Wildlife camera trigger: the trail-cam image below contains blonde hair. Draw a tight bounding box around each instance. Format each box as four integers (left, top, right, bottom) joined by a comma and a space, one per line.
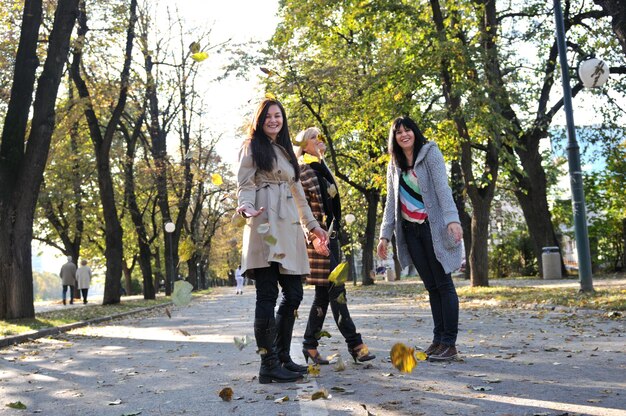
294, 127, 322, 158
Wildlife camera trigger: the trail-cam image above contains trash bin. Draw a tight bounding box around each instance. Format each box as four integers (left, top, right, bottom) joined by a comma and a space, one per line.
542, 246, 562, 280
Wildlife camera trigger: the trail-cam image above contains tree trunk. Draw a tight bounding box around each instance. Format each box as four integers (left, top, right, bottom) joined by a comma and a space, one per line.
187, 255, 199, 290
360, 190, 379, 285
0, 0, 79, 319
122, 260, 132, 296
70, 0, 137, 304
451, 160, 471, 279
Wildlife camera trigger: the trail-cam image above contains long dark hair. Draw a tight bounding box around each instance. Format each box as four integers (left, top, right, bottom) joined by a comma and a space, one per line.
388, 116, 427, 171
247, 98, 300, 180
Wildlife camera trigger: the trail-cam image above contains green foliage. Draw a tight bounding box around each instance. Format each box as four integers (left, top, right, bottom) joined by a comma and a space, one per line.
32, 271, 61, 301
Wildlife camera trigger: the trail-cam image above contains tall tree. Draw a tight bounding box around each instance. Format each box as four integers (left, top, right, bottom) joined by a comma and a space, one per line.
0, 0, 79, 319
70, 0, 138, 304
594, 0, 626, 55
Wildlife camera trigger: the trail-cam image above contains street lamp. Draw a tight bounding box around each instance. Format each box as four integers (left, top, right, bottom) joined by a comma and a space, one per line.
164, 221, 175, 295
578, 58, 610, 89
552, 0, 595, 292
344, 214, 357, 286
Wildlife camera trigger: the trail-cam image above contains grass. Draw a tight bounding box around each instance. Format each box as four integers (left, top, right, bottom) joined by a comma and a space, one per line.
353, 274, 626, 312
0, 291, 215, 338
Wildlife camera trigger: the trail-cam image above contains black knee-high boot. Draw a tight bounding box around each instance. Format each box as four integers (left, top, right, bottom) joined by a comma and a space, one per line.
254, 318, 302, 383
274, 313, 308, 374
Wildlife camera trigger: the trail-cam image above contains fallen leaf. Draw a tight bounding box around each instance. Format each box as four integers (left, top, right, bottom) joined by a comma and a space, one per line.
274, 396, 289, 403
390, 343, 418, 373
334, 356, 346, 372
165, 308, 172, 318
6, 402, 27, 410
234, 335, 250, 351
308, 364, 321, 376
178, 329, 190, 337
219, 387, 234, 401
311, 388, 330, 400
108, 399, 123, 405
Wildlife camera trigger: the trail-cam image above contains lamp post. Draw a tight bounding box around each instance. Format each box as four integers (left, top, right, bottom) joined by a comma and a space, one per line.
344, 214, 357, 286
552, 0, 596, 292
164, 221, 175, 295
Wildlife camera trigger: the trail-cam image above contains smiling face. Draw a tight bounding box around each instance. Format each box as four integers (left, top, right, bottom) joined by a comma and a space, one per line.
394, 123, 415, 155
262, 104, 283, 141
303, 133, 326, 157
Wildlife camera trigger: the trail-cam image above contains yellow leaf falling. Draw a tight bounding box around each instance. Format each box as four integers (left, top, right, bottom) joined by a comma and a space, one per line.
415, 351, 428, 361
335, 292, 346, 304
263, 234, 277, 245
231, 212, 246, 227
315, 330, 331, 339
257, 223, 270, 234
265, 92, 276, 100
308, 364, 321, 376
390, 342, 425, 374
218, 387, 233, 402
211, 173, 223, 186
328, 262, 349, 285
191, 51, 209, 62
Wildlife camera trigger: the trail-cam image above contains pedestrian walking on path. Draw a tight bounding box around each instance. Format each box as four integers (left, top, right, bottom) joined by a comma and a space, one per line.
236, 97, 328, 383
295, 127, 375, 365
59, 256, 77, 305
76, 259, 92, 304
377, 115, 464, 361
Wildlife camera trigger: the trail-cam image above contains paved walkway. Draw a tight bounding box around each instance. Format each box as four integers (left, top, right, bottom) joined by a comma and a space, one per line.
1, 281, 625, 416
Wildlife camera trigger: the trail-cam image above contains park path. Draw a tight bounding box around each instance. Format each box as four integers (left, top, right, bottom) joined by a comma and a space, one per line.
1, 281, 625, 416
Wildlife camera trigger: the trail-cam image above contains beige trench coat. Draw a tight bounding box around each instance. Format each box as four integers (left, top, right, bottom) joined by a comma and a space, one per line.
237, 141, 319, 277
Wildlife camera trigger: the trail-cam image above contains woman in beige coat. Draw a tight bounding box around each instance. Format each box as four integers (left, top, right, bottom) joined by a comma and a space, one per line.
237, 98, 328, 384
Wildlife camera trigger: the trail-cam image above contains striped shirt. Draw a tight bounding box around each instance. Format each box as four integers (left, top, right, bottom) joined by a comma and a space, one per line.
399, 170, 428, 223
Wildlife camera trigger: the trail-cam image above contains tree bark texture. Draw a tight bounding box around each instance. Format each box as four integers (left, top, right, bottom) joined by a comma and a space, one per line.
0, 0, 79, 319
70, 0, 138, 304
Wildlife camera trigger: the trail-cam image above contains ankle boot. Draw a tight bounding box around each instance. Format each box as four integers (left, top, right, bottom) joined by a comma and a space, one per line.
274, 313, 308, 374
254, 318, 302, 384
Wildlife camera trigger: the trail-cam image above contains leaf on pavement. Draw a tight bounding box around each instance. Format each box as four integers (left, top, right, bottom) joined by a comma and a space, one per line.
307, 364, 320, 376
108, 399, 122, 405
6, 402, 27, 410
315, 330, 331, 339
274, 396, 289, 403
311, 388, 330, 400
219, 387, 234, 401
178, 329, 190, 337
165, 307, 171, 318
334, 356, 346, 372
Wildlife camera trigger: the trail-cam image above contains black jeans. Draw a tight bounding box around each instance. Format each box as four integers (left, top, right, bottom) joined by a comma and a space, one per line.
80, 289, 89, 302
303, 237, 362, 350
254, 262, 303, 320
403, 220, 459, 346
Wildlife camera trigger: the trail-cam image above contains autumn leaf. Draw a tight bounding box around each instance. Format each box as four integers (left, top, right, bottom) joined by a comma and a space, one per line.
172, 280, 193, 307
327, 184, 337, 198
165, 307, 172, 318
231, 212, 246, 227
263, 235, 277, 245
265, 92, 276, 100
311, 388, 330, 400
178, 329, 191, 337
334, 356, 346, 372
218, 387, 234, 401
189, 41, 201, 53
191, 51, 209, 62
328, 262, 349, 285
233, 335, 250, 351
211, 173, 223, 185
315, 330, 331, 339
274, 396, 289, 403
335, 292, 346, 304
390, 343, 418, 373
257, 223, 270, 234
308, 364, 321, 376
6, 402, 27, 410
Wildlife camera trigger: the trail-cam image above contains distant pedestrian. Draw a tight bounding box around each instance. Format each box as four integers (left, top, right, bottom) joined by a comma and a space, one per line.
76, 259, 92, 304
59, 256, 77, 305
377, 116, 463, 362
235, 265, 244, 295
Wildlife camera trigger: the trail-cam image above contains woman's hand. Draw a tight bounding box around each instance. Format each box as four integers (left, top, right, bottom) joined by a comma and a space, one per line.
311, 227, 329, 256
448, 222, 463, 243
377, 238, 389, 259
236, 205, 265, 218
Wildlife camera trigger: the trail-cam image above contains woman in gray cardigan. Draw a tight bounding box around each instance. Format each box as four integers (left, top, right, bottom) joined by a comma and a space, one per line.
377, 116, 463, 361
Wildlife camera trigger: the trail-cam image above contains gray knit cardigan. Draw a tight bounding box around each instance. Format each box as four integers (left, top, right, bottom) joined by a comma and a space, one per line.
379, 141, 463, 274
